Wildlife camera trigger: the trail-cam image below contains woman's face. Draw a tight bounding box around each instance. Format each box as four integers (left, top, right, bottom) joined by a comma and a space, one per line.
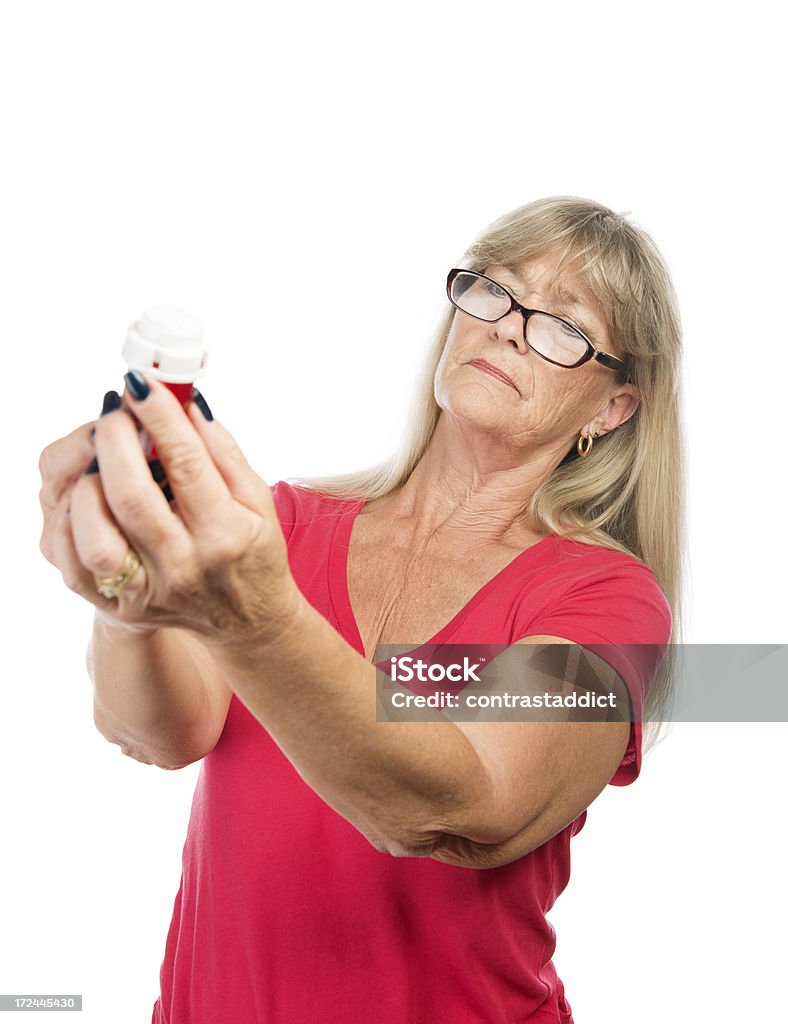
434, 256, 640, 459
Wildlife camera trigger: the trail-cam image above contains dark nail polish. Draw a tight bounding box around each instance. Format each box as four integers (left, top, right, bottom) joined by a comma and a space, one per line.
85, 456, 99, 476
101, 390, 121, 415
162, 483, 175, 503
192, 388, 213, 422
149, 459, 167, 484
124, 371, 150, 402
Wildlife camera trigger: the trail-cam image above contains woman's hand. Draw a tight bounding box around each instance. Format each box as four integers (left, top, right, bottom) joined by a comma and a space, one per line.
39, 375, 301, 649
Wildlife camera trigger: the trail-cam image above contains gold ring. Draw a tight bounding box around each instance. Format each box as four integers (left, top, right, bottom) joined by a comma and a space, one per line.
94, 547, 142, 599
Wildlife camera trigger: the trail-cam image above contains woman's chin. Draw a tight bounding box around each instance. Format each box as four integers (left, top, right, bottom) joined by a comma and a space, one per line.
442, 404, 522, 441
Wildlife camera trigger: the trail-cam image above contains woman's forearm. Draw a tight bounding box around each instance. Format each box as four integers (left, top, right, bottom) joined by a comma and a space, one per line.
89, 614, 230, 770
207, 598, 494, 855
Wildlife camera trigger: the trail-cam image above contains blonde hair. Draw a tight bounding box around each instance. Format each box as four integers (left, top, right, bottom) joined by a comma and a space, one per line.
293, 197, 685, 748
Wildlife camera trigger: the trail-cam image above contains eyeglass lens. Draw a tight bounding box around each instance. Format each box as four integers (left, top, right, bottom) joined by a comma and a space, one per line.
450, 271, 588, 367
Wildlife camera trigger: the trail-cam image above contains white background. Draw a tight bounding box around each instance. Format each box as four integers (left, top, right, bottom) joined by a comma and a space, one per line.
2, 1, 786, 1021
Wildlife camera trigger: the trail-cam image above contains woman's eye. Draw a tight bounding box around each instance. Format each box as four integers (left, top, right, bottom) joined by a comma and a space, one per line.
560, 320, 583, 338
485, 282, 507, 299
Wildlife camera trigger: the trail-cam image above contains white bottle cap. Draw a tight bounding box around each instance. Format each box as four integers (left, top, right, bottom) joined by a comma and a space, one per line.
122, 306, 208, 383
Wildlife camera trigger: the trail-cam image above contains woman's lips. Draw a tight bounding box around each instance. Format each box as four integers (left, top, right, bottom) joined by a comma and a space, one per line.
467, 359, 520, 395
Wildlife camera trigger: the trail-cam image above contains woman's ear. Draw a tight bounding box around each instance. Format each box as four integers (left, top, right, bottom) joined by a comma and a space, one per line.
584, 384, 641, 437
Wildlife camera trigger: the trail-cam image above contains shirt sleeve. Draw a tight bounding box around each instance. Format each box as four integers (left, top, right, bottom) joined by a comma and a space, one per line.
270, 480, 299, 543
521, 553, 672, 786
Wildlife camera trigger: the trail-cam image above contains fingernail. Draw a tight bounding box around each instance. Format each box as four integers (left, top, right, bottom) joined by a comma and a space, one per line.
101, 390, 121, 415
192, 388, 213, 422
85, 456, 99, 476
124, 371, 150, 402
162, 483, 175, 503
149, 459, 167, 483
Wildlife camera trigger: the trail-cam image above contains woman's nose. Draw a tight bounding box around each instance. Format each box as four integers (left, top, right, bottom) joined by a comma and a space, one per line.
489, 311, 529, 354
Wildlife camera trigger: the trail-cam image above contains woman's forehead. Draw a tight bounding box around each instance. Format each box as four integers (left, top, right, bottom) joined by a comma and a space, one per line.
486, 259, 597, 309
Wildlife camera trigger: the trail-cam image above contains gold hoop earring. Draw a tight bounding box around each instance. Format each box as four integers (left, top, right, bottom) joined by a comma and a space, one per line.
577, 432, 599, 458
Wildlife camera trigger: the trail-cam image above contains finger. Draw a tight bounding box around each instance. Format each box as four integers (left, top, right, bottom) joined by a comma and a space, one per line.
39, 421, 96, 513
121, 373, 236, 536
93, 398, 190, 557
186, 394, 275, 516
40, 476, 72, 567
69, 473, 149, 600
47, 489, 114, 608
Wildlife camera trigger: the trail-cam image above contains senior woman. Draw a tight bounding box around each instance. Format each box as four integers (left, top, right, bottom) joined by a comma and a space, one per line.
39, 196, 683, 1024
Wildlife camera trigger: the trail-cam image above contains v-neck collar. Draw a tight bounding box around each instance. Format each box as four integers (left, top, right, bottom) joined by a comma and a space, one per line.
328, 496, 557, 660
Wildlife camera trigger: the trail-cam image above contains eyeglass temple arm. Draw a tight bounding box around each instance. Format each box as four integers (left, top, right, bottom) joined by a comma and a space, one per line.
595, 351, 629, 373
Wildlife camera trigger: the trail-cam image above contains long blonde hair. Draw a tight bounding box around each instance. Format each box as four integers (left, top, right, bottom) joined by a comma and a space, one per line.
293, 197, 685, 747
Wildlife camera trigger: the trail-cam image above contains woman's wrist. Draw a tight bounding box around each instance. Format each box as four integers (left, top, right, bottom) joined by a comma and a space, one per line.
93, 608, 162, 643
204, 577, 311, 671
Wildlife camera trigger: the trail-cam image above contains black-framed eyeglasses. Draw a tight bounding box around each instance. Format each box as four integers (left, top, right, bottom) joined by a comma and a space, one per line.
446, 269, 629, 375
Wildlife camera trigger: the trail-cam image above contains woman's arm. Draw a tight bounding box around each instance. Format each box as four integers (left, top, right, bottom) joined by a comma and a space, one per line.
89, 615, 232, 770
205, 610, 630, 867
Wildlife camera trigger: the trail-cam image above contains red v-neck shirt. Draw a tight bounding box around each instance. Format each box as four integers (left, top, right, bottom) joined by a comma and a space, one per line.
152, 482, 671, 1024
